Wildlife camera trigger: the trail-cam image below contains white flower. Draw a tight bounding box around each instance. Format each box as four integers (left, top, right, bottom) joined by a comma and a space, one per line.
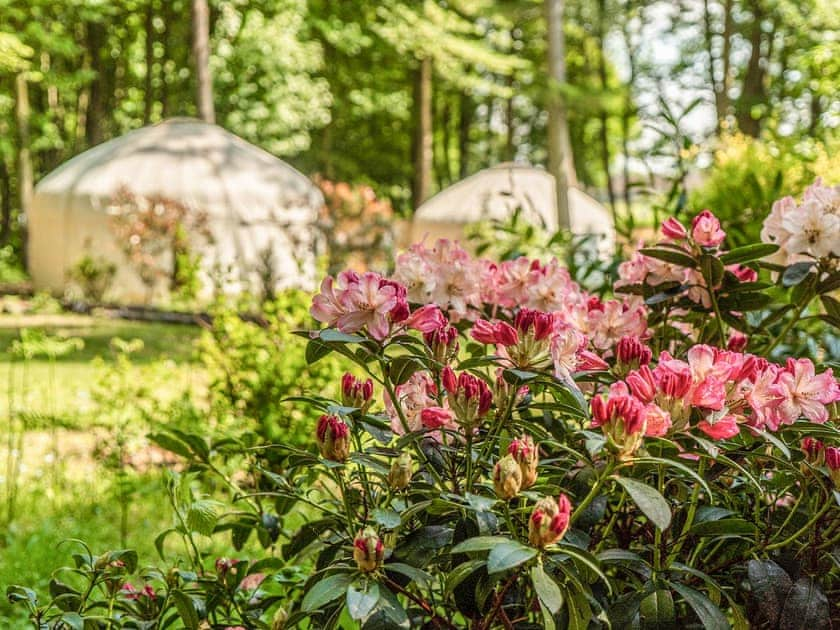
782, 200, 840, 258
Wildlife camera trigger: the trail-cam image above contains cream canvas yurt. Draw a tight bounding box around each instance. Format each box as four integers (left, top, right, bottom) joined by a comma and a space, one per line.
28, 118, 324, 303
410, 163, 614, 251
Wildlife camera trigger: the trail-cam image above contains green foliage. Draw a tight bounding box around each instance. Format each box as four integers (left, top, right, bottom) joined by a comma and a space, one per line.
67, 255, 116, 303
689, 133, 840, 247
199, 290, 348, 445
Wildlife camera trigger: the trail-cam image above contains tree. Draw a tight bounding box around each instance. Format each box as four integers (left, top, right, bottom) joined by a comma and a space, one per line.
191, 0, 214, 123
545, 0, 575, 229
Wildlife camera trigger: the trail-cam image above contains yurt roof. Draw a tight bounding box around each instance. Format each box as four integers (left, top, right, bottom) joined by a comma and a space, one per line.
413, 163, 612, 236
34, 118, 323, 224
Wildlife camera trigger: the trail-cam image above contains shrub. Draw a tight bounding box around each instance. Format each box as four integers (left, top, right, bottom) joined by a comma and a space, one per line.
68, 254, 117, 303
9, 187, 840, 628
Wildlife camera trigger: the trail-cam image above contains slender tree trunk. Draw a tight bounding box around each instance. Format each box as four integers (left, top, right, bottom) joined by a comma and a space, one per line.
192, 0, 215, 123
143, 0, 155, 124
545, 0, 575, 229
441, 96, 453, 185
85, 20, 105, 146
0, 160, 12, 246
15, 73, 33, 268
411, 57, 433, 209
160, 0, 170, 117
597, 0, 616, 220
458, 91, 472, 179
735, 0, 767, 137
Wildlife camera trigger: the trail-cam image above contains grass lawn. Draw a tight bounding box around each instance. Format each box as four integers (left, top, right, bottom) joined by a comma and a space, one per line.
0, 313, 210, 627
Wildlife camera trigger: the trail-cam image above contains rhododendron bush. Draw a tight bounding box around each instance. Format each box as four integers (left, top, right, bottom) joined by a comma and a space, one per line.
10, 186, 840, 628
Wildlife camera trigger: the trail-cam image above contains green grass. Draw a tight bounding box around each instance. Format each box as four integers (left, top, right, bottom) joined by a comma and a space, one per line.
0, 314, 211, 627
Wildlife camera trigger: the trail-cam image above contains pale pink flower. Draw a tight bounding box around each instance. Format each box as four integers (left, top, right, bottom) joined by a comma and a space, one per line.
551, 326, 584, 379
385, 371, 438, 434
643, 403, 672, 437
337, 272, 398, 340
691, 210, 726, 247
782, 199, 840, 259
745, 364, 783, 430
773, 359, 838, 425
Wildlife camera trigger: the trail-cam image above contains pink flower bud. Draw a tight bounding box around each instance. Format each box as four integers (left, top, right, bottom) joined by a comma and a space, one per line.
508, 435, 539, 488
661, 217, 688, 240
341, 373, 374, 411
514, 309, 554, 341
493, 454, 523, 500
316, 414, 351, 462
727, 332, 748, 352
420, 406, 454, 430
615, 337, 652, 370
528, 494, 572, 548
353, 527, 384, 573
405, 304, 447, 333
727, 264, 757, 283
626, 366, 657, 403
441, 366, 457, 394
471, 319, 519, 346
801, 437, 824, 464
691, 210, 726, 247
825, 447, 840, 488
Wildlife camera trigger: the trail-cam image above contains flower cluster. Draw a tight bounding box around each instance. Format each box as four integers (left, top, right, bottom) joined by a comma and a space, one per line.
762, 179, 840, 265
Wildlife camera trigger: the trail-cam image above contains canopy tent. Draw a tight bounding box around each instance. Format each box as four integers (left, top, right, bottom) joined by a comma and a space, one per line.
28, 118, 323, 303
410, 163, 614, 250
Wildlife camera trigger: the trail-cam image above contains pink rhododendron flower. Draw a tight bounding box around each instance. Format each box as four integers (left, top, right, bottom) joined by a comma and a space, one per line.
691, 210, 726, 247
405, 304, 447, 333
697, 413, 740, 440
471, 319, 519, 346
661, 217, 688, 240
773, 358, 838, 425
643, 404, 672, 437
420, 406, 456, 430
384, 371, 439, 434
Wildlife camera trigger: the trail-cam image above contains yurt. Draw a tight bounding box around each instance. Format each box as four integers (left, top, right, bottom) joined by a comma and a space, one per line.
410, 163, 614, 251
28, 118, 324, 303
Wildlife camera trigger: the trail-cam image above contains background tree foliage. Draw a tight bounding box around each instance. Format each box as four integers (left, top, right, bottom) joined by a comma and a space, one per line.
0, 0, 836, 255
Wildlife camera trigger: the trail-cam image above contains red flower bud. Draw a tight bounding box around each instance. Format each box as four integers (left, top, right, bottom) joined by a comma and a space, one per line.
615, 337, 652, 370
316, 414, 351, 462
661, 217, 687, 240
353, 528, 384, 573
529, 494, 572, 548
341, 373, 374, 411
626, 366, 657, 403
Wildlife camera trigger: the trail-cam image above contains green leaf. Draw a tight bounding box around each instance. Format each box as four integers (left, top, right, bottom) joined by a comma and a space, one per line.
385, 563, 433, 589
371, 508, 401, 529
347, 582, 380, 621
746, 559, 792, 628
148, 432, 192, 459
450, 536, 512, 553
302, 572, 353, 612
719, 243, 778, 265
365, 585, 410, 629
445, 560, 486, 596
639, 247, 697, 268
615, 477, 671, 530
154, 528, 177, 560
6, 585, 37, 607
700, 254, 725, 288
58, 613, 84, 630
670, 582, 730, 630
531, 564, 564, 614
170, 590, 199, 630
305, 338, 332, 364
639, 589, 675, 629
186, 500, 218, 536
320, 329, 365, 344
717, 292, 773, 311
782, 262, 815, 287
486, 541, 537, 574
503, 368, 540, 384
687, 519, 757, 537
388, 355, 424, 386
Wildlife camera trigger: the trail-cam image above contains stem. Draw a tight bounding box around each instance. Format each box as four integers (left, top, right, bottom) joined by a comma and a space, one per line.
763, 494, 833, 552
707, 287, 727, 347
665, 458, 706, 565
570, 461, 615, 525
764, 301, 808, 355
383, 577, 457, 629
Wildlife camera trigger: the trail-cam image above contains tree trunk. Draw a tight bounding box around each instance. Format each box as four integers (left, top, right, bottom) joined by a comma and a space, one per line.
411, 57, 433, 209
15, 73, 33, 265
544, 0, 575, 229
192, 0, 215, 124
735, 0, 767, 137
458, 91, 472, 179
85, 20, 105, 146
144, 0, 155, 124
0, 159, 12, 246
597, 0, 616, 220
160, 0, 170, 118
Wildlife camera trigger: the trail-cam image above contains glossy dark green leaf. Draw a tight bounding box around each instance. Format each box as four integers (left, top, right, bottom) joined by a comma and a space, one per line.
687, 518, 757, 537
347, 583, 380, 621
531, 564, 564, 614
615, 477, 671, 530
670, 582, 730, 630
170, 590, 200, 630
719, 243, 778, 264
320, 329, 365, 344
639, 589, 675, 629
639, 247, 697, 268
388, 355, 424, 386
371, 508, 401, 529
450, 535, 511, 554
486, 541, 537, 574
302, 572, 353, 612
